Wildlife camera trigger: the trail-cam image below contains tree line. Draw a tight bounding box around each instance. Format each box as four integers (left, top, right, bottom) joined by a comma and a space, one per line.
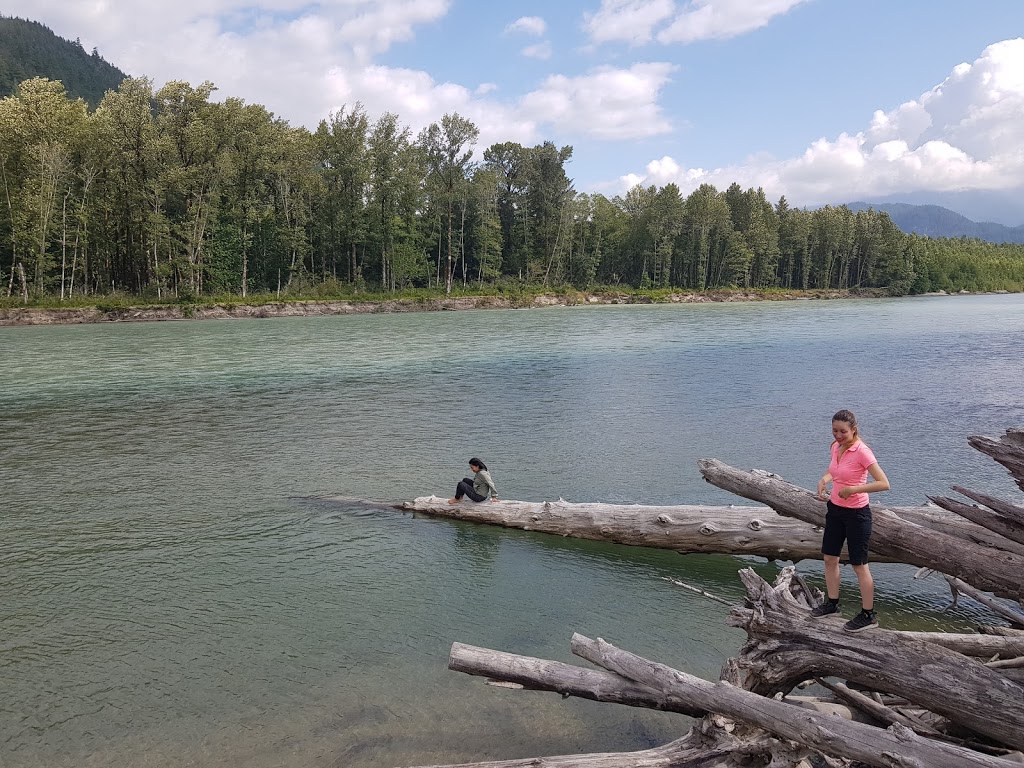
2, 76, 1023, 303
0, 18, 125, 107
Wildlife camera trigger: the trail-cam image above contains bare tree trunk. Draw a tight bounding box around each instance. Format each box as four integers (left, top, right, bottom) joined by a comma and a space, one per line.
60, 185, 70, 300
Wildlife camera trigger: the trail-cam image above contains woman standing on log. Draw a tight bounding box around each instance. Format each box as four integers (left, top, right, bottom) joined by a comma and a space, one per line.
448, 458, 499, 504
812, 410, 890, 632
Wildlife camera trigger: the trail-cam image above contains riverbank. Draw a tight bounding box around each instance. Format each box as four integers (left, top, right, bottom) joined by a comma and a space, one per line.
0, 286, 973, 326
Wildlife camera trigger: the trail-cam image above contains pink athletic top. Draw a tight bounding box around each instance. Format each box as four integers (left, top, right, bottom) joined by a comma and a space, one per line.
828, 440, 878, 508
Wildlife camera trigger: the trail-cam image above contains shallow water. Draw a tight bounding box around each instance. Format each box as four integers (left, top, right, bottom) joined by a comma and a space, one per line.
1, 294, 1023, 767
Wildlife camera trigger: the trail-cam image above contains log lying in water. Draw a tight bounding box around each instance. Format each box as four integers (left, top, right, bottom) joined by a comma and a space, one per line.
394, 495, 1024, 563
428, 567, 1024, 768
697, 460, 1024, 602
400, 428, 1024, 768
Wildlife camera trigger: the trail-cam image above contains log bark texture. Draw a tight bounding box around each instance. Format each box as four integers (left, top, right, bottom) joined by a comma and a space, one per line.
390, 495, 1024, 562
697, 460, 1024, 601
570, 633, 1016, 768
729, 568, 1024, 750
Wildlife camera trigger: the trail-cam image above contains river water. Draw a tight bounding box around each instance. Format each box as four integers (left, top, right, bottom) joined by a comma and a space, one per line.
1, 295, 1023, 767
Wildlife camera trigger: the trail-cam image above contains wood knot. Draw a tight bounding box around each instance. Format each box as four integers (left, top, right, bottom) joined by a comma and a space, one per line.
699, 523, 719, 535
656, 514, 673, 525
748, 519, 764, 531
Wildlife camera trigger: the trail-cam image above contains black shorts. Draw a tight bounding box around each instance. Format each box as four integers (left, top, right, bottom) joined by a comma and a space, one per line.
822, 501, 872, 565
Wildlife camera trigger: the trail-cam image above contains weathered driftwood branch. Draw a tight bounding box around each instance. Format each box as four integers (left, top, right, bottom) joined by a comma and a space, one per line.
568, 632, 1015, 768
407, 732, 731, 768
951, 485, 1024, 528
729, 568, 1024, 750
944, 576, 1024, 628
894, 630, 1024, 656
969, 429, 1024, 494
445, 637, 1017, 768
928, 494, 1024, 547
446, 643, 706, 718
392, 495, 1024, 562
813, 677, 933, 733
698, 459, 1024, 601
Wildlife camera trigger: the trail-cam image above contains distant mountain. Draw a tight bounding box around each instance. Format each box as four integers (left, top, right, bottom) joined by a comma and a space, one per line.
844, 201, 1024, 245
845, 190, 1024, 228
0, 16, 126, 106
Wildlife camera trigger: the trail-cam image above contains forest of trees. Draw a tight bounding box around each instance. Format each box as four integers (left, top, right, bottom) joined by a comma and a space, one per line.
2, 75, 1024, 304
0, 17, 126, 107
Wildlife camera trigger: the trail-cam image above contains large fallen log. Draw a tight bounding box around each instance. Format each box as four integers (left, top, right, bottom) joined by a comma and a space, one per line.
401, 429, 1024, 768
728, 569, 1024, 749
571, 632, 1016, 768
698, 460, 1024, 600
389, 495, 1024, 561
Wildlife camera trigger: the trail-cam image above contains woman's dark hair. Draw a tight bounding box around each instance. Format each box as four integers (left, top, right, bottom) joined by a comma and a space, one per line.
468, 457, 488, 471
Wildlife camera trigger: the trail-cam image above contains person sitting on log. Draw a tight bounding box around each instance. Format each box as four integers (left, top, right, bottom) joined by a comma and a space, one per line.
448, 458, 499, 505
812, 409, 891, 632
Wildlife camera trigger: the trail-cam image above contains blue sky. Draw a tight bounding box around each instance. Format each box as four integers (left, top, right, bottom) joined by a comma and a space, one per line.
9, 1, 1024, 221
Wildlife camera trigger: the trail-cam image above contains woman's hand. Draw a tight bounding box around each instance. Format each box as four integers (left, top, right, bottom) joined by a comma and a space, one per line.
838, 485, 855, 500
817, 477, 830, 499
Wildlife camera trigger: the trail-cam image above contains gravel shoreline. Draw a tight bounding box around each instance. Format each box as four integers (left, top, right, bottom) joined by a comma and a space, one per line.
0, 288, 926, 326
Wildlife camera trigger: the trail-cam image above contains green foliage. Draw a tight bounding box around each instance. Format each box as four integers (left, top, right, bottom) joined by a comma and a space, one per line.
1, 69, 1022, 306
0, 17, 125, 106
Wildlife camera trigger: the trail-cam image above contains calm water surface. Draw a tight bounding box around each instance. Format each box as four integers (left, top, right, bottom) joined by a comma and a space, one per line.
2, 295, 1023, 767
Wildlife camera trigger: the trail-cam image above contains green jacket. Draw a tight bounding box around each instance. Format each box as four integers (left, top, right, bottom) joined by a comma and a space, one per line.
474, 469, 498, 498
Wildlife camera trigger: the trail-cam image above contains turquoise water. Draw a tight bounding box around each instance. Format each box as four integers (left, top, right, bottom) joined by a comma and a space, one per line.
1, 295, 1023, 766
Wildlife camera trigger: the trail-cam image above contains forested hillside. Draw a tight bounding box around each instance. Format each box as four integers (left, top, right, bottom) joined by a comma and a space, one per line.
0, 17, 125, 106
846, 201, 1024, 244
2, 75, 1023, 304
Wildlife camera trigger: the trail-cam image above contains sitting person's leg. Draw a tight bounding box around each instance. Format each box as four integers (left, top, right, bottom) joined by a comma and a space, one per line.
449, 478, 485, 504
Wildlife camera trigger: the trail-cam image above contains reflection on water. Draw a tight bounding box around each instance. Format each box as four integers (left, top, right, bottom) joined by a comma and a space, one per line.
1, 295, 1023, 766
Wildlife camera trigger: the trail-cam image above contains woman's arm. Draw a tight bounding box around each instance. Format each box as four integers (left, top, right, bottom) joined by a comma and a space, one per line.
838, 462, 890, 499
817, 472, 832, 499
480, 470, 499, 499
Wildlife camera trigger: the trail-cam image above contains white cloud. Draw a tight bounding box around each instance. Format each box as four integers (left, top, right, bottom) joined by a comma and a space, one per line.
506, 15, 547, 36
520, 62, 676, 139
584, 0, 675, 46
4, 0, 454, 128
658, 0, 813, 43
522, 42, 553, 60
619, 38, 1024, 204
585, 0, 811, 45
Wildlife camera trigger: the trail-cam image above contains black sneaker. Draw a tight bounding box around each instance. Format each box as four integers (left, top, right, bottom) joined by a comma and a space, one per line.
844, 609, 878, 633
809, 600, 840, 618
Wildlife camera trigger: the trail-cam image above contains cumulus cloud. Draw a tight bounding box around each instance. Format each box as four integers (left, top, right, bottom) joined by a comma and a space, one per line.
520, 62, 676, 140
522, 42, 554, 60
584, 0, 675, 45
658, 0, 813, 43
619, 38, 1024, 204
12, 1, 675, 148
506, 15, 547, 36
585, 0, 811, 45
4, 0, 454, 128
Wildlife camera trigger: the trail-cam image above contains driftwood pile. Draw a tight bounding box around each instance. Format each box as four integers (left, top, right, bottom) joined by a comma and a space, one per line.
395, 428, 1024, 768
